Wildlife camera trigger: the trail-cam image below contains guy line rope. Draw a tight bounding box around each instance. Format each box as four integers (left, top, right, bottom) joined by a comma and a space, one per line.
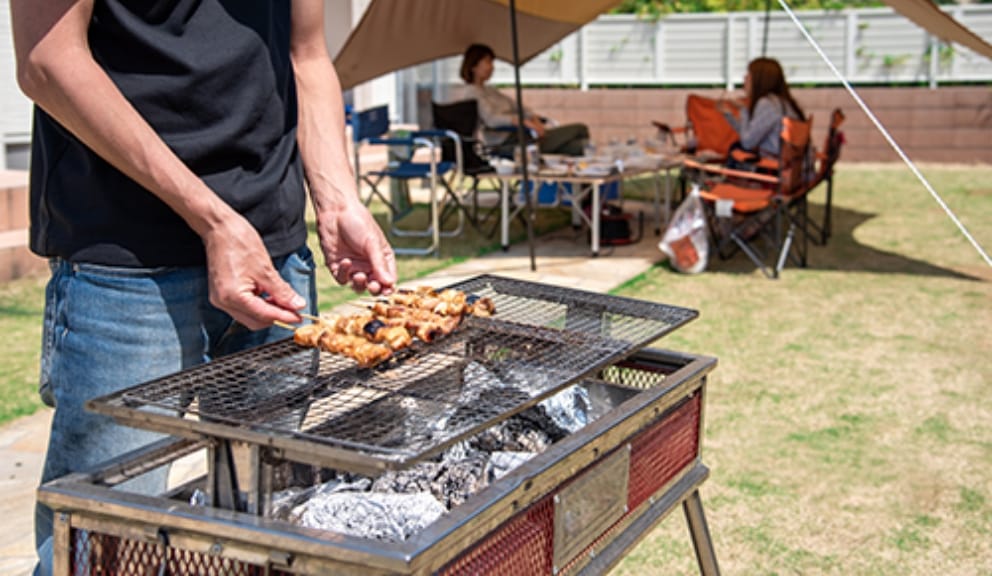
778, 0, 992, 269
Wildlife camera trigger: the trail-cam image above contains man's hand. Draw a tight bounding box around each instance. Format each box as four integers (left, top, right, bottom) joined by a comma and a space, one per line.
315, 196, 396, 296
201, 211, 307, 330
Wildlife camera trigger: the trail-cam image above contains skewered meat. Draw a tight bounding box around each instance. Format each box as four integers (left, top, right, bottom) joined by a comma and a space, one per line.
384, 288, 495, 318
318, 331, 393, 367
369, 303, 462, 343
290, 288, 493, 365
363, 319, 414, 349
294, 321, 392, 368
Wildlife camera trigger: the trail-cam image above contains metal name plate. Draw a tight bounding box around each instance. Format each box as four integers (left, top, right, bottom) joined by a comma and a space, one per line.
553, 446, 631, 571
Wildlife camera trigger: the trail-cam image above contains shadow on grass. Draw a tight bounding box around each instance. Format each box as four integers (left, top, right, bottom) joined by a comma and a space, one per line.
703, 203, 984, 281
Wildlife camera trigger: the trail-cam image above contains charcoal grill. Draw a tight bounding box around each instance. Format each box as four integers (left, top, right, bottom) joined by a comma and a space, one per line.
40, 275, 720, 575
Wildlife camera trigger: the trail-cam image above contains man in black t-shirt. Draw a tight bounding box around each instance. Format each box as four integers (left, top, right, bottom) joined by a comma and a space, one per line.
12, 2, 396, 571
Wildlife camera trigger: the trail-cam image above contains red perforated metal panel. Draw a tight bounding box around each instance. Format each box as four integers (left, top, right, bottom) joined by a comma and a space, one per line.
69, 529, 291, 576
439, 495, 555, 576
627, 393, 701, 511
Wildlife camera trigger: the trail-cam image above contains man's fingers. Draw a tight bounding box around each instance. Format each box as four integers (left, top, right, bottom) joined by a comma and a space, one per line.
332, 258, 353, 286
364, 243, 397, 291
262, 276, 307, 312
227, 294, 303, 331
349, 271, 368, 294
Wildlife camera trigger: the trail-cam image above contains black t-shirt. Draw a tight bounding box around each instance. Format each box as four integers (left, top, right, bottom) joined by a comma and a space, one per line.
29, 0, 307, 267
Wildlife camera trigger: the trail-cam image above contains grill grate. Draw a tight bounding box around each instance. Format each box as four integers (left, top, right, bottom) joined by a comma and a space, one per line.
88, 275, 697, 472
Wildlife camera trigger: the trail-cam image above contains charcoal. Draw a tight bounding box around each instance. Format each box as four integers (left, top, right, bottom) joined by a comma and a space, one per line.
471, 407, 562, 453
280, 385, 591, 540
430, 451, 490, 508
485, 451, 536, 481
372, 461, 441, 494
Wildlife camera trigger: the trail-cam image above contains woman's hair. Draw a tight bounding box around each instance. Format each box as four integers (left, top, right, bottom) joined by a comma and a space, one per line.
747, 57, 805, 121
460, 43, 495, 84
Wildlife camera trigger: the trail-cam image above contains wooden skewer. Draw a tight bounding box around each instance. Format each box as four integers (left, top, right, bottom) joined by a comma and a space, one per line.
299, 313, 322, 322
273, 320, 297, 331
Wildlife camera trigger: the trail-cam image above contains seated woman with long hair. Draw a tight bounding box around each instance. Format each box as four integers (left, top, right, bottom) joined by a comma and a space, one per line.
721, 57, 807, 162
456, 43, 590, 156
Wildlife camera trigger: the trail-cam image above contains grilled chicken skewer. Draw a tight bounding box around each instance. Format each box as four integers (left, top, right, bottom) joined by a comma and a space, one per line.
292, 321, 393, 368
283, 288, 493, 366
370, 287, 496, 318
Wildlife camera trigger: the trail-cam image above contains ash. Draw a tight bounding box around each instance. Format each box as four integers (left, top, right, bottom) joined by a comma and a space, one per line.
282, 384, 590, 542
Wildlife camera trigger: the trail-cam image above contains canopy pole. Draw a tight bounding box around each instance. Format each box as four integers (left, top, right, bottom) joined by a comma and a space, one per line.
509, 0, 537, 271
762, 0, 771, 56
777, 0, 991, 268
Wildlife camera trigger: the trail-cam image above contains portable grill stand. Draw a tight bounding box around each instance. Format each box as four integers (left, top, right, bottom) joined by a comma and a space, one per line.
42, 276, 721, 576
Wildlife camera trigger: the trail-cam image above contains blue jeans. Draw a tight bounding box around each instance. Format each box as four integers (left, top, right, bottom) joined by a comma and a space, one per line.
34, 246, 316, 574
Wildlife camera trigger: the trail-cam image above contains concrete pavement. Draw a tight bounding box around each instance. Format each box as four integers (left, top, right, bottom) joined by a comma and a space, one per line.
0, 203, 665, 575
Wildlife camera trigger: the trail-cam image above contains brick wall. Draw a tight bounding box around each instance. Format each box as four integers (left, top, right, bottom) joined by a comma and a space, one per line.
519, 86, 992, 164
0, 170, 44, 282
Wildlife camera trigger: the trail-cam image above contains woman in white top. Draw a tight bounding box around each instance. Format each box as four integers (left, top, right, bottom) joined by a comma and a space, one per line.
722, 57, 807, 159
458, 44, 590, 156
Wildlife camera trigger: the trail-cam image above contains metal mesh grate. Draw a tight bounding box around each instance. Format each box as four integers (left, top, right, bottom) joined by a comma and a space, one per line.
89, 275, 697, 472
69, 529, 291, 576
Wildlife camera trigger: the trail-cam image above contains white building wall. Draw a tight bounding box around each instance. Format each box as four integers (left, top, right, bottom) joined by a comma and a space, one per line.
329, 0, 399, 121
0, 1, 34, 169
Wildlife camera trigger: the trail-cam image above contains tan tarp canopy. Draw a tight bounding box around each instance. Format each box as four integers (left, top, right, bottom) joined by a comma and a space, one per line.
333, 0, 622, 90
335, 1, 992, 91
882, 0, 992, 62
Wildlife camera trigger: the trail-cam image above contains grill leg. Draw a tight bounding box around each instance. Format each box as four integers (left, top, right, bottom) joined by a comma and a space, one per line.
683, 490, 720, 576
53, 512, 70, 576
208, 440, 242, 511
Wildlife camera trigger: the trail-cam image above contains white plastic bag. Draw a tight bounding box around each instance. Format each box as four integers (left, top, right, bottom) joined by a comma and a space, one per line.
659, 184, 709, 274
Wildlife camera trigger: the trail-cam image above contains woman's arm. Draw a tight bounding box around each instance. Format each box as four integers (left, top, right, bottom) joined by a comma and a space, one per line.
472, 84, 518, 127
290, 0, 396, 296
11, 0, 306, 330
738, 97, 780, 152
472, 85, 545, 138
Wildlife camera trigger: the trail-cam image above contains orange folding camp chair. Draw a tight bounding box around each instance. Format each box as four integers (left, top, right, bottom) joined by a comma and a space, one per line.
805, 108, 845, 246
683, 115, 814, 279
652, 94, 741, 162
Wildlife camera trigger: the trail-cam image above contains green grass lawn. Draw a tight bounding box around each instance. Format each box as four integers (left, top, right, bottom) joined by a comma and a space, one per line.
1, 163, 989, 574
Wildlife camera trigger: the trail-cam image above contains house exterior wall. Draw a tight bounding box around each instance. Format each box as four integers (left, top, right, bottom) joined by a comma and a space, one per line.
520, 86, 992, 164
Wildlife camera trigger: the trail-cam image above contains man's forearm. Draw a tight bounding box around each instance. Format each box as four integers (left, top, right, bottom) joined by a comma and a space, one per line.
292, 52, 358, 214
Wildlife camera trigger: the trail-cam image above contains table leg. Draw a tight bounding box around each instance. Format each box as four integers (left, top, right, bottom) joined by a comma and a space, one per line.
501, 179, 510, 251
665, 167, 674, 228
653, 171, 662, 235
591, 183, 601, 257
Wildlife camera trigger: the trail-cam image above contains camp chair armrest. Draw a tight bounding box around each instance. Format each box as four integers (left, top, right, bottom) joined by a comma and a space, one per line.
756, 157, 779, 171
490, 124, 539, 140
651, 121, 689, 134
411, 129, 450, 139
684, 159, 781, 185
367, 136, 416, 146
